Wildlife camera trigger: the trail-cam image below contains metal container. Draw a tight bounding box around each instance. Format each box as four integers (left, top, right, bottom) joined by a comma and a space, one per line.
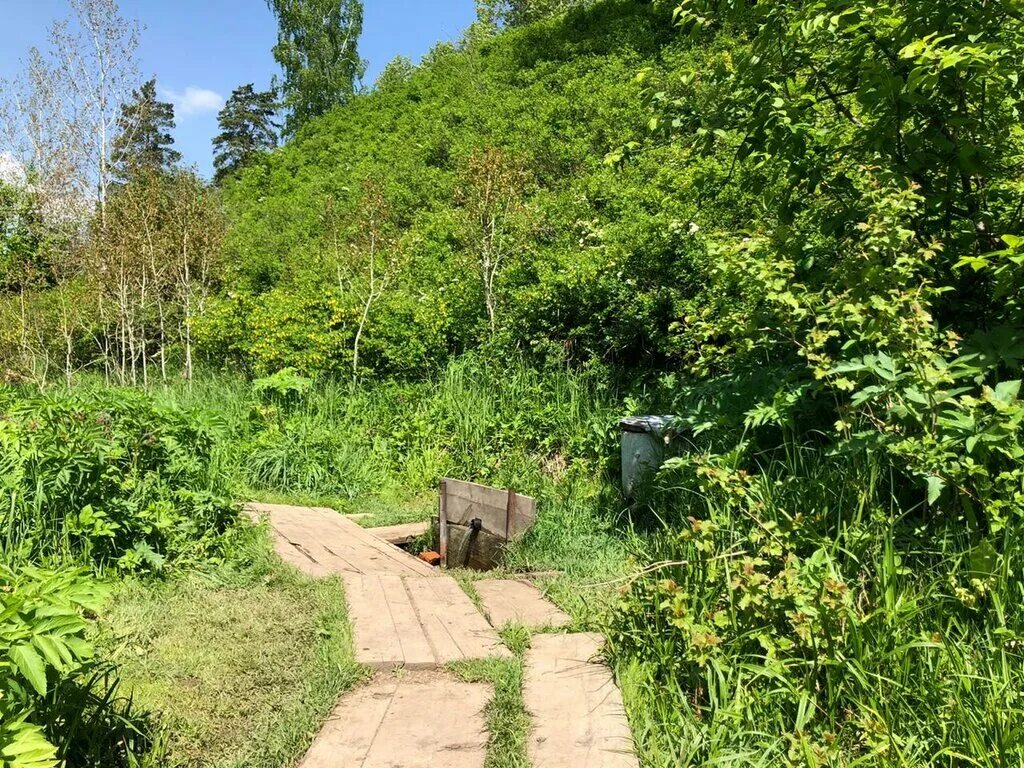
619, 415, 673, 498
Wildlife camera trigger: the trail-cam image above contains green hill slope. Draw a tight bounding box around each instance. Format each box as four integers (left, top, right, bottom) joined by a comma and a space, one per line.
209, 1, 747, 377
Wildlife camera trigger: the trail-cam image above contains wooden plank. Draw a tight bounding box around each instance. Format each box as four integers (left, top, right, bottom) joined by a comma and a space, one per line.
269, 533, 333, 578
298, 676, 399, 767
368, 521, 430, 546
344, 574, 434, 670
442, 478, 537, 539
439, 479, 449, 567
377, 574, 436, 669
247, 502, 436, 577
298, 673, 489, 768
524, 633, 638, 768
343, 573, 403, 669
269, 514, 367, 575
404, 576, 512, 664
331, 510, 437, 577
476, 579, 571, 629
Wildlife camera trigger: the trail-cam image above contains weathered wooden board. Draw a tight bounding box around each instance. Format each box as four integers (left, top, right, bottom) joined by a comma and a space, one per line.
524, 633, 638, 768
343, 573, 437, 669
244, 502, 436, 578
445, 525, 507, 570
476, 579, 571, 629
344, 573, 510, 669
298, 673, 490, 768
439, 479, 537, 570
403, 576, 513, 664
443, 479, 537, 537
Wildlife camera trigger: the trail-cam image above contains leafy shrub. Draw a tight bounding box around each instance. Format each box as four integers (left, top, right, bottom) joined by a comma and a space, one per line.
0, 386, 237, 571
0, 565, 155, 768
612, 449, 1024, 765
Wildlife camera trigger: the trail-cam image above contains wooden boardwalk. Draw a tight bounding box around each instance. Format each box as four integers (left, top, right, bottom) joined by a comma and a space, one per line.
245, 502, 436, 578
524, 633, 639, 768
297, 674, 490, 768
247, 502, 507, 668
248, 500, 638, 767
344, 573, 510, 668
476, 579, 571, 630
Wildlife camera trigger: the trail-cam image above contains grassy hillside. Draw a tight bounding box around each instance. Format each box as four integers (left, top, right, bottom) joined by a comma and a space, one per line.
208, 0, 752, 377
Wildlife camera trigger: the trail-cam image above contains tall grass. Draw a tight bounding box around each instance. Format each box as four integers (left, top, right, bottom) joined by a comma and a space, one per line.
154, 355, 622, 505
611, 445, 1024, 766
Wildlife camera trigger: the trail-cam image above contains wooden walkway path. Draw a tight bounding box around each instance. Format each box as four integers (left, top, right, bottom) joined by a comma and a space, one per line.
248, 501, 638, 768
245, 502, 435, 577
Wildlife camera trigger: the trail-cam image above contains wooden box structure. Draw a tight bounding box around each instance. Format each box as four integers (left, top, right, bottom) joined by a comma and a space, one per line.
438, 479, 537, 570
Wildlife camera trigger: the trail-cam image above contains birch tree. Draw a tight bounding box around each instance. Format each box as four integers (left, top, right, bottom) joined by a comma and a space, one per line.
324, 178, 402, 380
1, 0, 139, 227
457, 148, 531, 334
166, 171, 224, 382
51, 0, 140, 226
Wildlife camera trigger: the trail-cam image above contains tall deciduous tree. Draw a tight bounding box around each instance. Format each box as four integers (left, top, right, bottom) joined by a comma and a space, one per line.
475, 0, 585, 27
265, 0, 365, 136
111, 79, 180, 182
212, 84, 278, 184
0, 0, 139, 227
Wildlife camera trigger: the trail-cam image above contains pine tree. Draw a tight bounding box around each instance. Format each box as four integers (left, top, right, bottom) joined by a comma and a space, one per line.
212, 84, 278, 184
110, 78, 180, 182
265, 0, 364, 136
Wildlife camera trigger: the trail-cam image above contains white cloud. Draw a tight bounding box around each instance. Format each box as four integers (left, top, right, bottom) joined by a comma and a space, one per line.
162, 86, 225, 117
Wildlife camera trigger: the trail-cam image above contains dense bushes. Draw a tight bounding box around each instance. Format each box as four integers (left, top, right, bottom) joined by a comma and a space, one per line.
0, 385, 239, 767
613, 447, 1024, 765
597, 0, 1024, 762
209, 0, 726, 377
0, 386, 237, 571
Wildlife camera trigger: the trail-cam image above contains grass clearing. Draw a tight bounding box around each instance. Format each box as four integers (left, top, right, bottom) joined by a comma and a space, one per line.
95, 530, 364, 768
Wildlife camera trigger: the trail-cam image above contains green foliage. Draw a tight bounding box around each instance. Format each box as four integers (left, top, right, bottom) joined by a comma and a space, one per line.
265, 0, 364, 136
0, 181, 61, 295
111, 79, 181, 182
215, 0, 695, 375
612, 447, 1024, 765
212, 84, 278, 185
0, 386, 237, 571
0, 565, 155, 768
476, 0, 593, 28
232, 354, 618, 501
597, 1, 1024, 762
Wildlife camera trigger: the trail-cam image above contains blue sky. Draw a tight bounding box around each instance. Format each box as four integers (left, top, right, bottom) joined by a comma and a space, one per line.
1, 1, 476, 177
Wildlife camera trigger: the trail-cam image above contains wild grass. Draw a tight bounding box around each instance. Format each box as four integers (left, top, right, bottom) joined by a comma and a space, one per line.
449, 624, 535, 768
610, 447, 1024, 766
151, 354, 621, 505
94, 527, 365, 768
20, 353, 1021, 767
